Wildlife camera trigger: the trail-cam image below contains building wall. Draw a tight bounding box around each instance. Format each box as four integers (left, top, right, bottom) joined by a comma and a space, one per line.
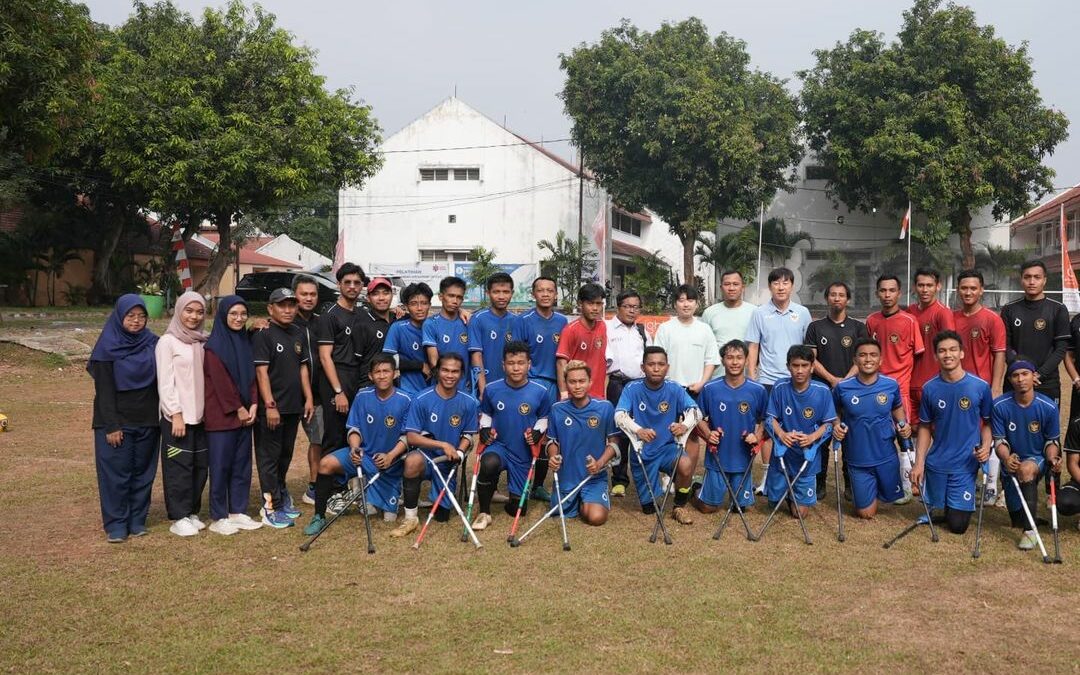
256, 234, 332, 272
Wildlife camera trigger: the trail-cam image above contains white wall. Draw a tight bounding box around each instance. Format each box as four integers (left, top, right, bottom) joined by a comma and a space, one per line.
256, 234, 332, 271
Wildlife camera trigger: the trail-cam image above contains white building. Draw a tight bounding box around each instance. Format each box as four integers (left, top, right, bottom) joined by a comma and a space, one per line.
338, 97, 686, 301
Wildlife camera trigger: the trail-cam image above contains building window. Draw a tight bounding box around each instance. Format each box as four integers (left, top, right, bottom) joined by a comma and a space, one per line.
805, 165, 835, 181
453, 168, 480, 181
613, 211, 642, 237
419, 248, 476, 263
420, 167, 478, 181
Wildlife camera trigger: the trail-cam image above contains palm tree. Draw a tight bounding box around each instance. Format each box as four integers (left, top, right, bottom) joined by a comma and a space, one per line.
757, 217, 815, 267
807, 251, 859, 297
974, 244, 1032, 289
695, 229, 756, 285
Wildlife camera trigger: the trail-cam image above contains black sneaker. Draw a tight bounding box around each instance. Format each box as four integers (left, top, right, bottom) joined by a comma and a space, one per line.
434, 506, 451, 522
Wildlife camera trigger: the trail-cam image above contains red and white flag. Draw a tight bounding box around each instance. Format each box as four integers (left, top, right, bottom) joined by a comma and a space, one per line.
171, 222, 192, 289
592, 204, 607, 284
898, 202, 911, 240
1060, 204, 1080, 312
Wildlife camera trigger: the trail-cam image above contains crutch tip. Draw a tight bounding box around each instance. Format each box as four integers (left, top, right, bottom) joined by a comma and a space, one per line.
563, 544, 571, 551
509, 539, 520, 548
367, 547, 375, 555
838, 535, 846, 543
882, 542, 892, 549
931, 535, 940, 542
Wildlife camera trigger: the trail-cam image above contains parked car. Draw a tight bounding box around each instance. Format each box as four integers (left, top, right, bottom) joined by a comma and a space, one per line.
235, 272, 340, 305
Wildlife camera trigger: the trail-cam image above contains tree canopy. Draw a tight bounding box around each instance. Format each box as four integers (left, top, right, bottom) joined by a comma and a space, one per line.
560, 18, 803, 285
800, 0, 1069, 269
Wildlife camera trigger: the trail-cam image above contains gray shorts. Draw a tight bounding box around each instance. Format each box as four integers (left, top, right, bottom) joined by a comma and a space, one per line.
301, 406, 324, 448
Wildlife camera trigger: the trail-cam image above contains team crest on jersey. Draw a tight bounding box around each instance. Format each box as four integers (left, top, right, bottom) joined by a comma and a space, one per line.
505, 331, 514, 342
294, 341, 302, 355
889, 333, 900, 344
970, 328, 980, 339
923, 323, 931, 334
803, 407, 814, 419
958, 397, 971, 410
790, 313, 800, 323
449, 414, 462, 427
594, 337, 603, 349
658, 401, 670, 413
459, 333, 468, 344
1028, 420, 1041, 433
587, 416, 600, 428
518, 403, 531, 415
738, 401, 750, 414
384, 415, 396, 428
876, 393, 888, 405
553, 333, 560, 344
841, 335, 853, 347
1034, 318, 1047, 331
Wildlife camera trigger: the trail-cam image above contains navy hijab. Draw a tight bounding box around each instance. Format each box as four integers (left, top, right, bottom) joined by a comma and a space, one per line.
88, 294, 159, 391
205, 295, 255, 406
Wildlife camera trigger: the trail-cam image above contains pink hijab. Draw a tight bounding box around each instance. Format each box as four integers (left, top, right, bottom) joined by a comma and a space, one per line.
166, 292, 209, 344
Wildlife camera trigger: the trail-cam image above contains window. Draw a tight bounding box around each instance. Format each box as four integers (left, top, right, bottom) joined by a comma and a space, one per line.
612, 211, 642, 237
419, 248, 476, 262
454, 168, 480, 181
420, 167, 478, 181
805, 165, 835, 181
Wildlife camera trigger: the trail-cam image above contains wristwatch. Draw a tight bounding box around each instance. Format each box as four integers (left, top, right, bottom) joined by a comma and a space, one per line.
334, 387, 344, 395
266, 401, 277, 409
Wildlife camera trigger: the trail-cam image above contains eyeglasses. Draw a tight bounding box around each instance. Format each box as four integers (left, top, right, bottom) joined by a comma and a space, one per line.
619, 304, 641, 310
124, 313, 148, 322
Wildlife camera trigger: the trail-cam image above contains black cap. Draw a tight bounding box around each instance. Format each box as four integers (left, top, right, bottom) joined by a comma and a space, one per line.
268, 288, 297, 304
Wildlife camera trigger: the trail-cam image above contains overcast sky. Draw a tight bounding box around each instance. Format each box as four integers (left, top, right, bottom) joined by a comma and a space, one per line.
84, 0, 1080, 191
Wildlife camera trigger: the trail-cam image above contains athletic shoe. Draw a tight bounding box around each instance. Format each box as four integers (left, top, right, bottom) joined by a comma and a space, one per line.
261, 507, 295, 529
672, 506, 694, 525
361, 501, 377, 516
302, 485, 316, 505
1018, 531, 1038, 551
383, 510, 398, 523
227, 513, 263, 530
660, 475, 672, 495
303, 514, 327, 536
209, 518, 239, 536
106, 533, 127, 543
895, 490, 913, 506
129, 527, 148, 537
982, 487, 997, 506
472, 512, 493, 531
994, 491, 1006, 508
531, 485, 552, 502
281, 493, 301, 519
611, 484, 626, 498
389, 516, 419, 538
169, 518, 200, 537
186, 514, 207, 531
326, 489, 353, 515
492, 491, 509, 504
419, 498, 434, 508
753, 482, 767, 496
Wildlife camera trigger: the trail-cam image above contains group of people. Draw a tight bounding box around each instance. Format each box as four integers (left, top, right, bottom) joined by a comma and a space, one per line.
88, 258, 1080, 554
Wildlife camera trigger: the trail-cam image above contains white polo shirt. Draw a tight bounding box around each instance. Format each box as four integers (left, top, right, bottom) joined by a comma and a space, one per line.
605, 317, 647, 378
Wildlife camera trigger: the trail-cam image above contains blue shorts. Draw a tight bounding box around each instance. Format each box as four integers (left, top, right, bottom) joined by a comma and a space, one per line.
849, 460, 904, 509
551, 473, 609, 518
487, 444, 532, 497
766, 458, 817, 506
923, 468, 976, 512
697, 468, 754, 508
1002, 456, 1046, 513
410, 450, 458, 507
630, 445, 683, 508
328, 448, 403, 514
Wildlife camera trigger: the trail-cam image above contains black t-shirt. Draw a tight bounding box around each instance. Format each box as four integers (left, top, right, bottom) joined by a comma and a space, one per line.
805, 315, 868, 381
253, 321, 310, 414
317, 303, 360, 368
294, 310, 321, 405
1000, 297, 1070, 387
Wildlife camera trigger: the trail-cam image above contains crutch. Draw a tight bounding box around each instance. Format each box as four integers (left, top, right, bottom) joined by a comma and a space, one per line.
1049, 473, 1063, 563
711, 432, 761, 541
755, 431, 824, 543
423, 451, 483, 549
650, 443, 686, 544
832, 425, 846, 542
507, 441, 542, 544
513, 472, 592, 546
973, 457, 989, 559
1009, 474, 1051, 564
412, 478, 451, 550
553, 471, 571, 551
356, 456, 376, 554
461, 442, 486, 542
299, 468, 386, 553
630, 438, 673, 545
884, 478, 938, 548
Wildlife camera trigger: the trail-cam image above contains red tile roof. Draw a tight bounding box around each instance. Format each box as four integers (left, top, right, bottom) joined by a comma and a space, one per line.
612, 238, 655, 259
1011, 183, 1080, 231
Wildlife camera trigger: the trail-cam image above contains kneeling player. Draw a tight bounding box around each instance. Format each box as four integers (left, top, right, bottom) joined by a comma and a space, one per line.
546, 360, 618, 525
615, 346, 701, 524
472, 341, 551, 530
304, 354, 410, 535
391, 353, 478, 537
832, 338, 910, 519
766, 345, 836, 519
911, 331, 992, 535
693, 340, 766, 514
991, 359, 1061, 550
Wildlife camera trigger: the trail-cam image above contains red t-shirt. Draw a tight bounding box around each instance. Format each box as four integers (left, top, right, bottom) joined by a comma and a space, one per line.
865, 309, 924, 386
556, 318, 608, 399
953, 306, 1006, 384
907, 301, 955, 389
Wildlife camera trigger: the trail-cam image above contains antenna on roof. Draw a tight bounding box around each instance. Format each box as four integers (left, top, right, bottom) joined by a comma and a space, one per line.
503, 115, 507, 128
453, 84, 457, 98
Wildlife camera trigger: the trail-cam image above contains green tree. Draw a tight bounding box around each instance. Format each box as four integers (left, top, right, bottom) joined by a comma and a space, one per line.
624, 253, 673, 313
974, 243, 1032, 290
695, 229, 756, 287
467, 246, 501, 305
560, 18, 802, 286
537, 230, 598, 312
800, 0, 1069, 270
246, 185, 338, 259
96, 1, 382, 294
807, 251, 858, 297
756, 217, 815, 267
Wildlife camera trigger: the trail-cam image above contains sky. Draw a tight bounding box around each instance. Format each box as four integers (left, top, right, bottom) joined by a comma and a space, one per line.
83, 0, 1080, 190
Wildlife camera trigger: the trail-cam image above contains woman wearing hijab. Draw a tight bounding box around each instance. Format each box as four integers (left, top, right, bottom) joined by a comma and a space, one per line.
203, 295, 262, 534
156, 291, 210, 537
89, 295, 161, 543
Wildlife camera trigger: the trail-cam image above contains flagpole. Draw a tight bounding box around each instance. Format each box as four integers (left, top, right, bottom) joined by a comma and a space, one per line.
905, 200, 912, 306
756, 202, 764, 295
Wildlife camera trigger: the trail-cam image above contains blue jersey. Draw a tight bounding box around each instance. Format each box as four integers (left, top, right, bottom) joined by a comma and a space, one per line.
479, 378, 552, 462
383, 320, 427, 396
345, 387, 411, 456
615, 379, 698, 461
918, 373, 992, 474
468, 309, 524, 383
422, 313, 471, 392
990, 393, 1059, 462
405, 387, 479, 454
698, 377, 768, 472
833, 374, 903, 467
549, 397, 618, 485
520, 309, 568, 381
766, 378, 836, 472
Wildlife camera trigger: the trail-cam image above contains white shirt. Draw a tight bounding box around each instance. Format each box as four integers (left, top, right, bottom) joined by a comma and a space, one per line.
653, 317, 721, 386
605, 317, 647, 378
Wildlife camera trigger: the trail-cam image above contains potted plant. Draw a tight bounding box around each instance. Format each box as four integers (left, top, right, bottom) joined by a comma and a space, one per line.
137, 281, 165, 319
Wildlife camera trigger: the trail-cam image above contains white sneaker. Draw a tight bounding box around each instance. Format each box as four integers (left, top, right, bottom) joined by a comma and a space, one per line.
208, 518, 239, 536
472, 512, 493, 531
383, 510, 398, 523
228, 513, 263, 530
363, 501, 377, 516
492, 491, 509, 504
169, 518, 199, 537
187, 514, 207, 531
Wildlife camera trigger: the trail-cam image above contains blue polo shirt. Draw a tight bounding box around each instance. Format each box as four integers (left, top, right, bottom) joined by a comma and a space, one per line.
745, 300, 811, 385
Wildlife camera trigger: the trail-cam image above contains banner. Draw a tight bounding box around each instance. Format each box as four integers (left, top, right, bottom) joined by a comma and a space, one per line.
1060, 204, 1080, 312
452, 262, 539, 306
368, 262, 539, 307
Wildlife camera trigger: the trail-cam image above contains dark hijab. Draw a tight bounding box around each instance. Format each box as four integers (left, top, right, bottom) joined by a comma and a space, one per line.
87, 294, 159, 391
204, 295, 255, 406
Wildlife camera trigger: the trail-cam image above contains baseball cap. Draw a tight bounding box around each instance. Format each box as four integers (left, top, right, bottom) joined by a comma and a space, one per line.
366, 277, 392, 293
268, 288, 297, 304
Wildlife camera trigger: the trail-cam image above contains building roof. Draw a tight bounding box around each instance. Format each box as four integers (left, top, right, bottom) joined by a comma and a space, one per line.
1010, 183, 1080, 232
612, 238, 655, 259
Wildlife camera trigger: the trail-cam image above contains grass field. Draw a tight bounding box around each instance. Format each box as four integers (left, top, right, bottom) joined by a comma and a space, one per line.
1, 342, 1078, 673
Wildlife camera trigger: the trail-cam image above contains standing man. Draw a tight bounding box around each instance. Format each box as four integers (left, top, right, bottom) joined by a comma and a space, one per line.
556, 283, 608, 402
422, 276, 471, 393
383, 282, 433, 397
804, 281, 868, 496
292, 275, 324, 506
908, 268, 956, 426
702, 270, 757, 368
866, 273, 924, 502
317, 263, 365, 460
654, 284, 721, 396
605, 289, 648, 498
1001, 259, 1070, 403
353, 277, 395, 380
469, 271, 524, 398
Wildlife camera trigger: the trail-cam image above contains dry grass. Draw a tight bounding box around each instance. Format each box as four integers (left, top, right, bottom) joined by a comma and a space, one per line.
0, 342, 1077, 674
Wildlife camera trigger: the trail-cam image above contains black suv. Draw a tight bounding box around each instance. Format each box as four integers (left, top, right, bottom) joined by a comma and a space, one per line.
235, 272, 340, 305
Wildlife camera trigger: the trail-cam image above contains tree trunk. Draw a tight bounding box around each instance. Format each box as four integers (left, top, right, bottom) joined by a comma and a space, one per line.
953, 207, 975, 271
91, 217, 125, 303
197, 210, 233, 297
681, 227, 696, 287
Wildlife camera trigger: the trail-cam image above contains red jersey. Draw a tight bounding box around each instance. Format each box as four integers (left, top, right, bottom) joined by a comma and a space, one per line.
556, 318, 608, 399
865, 309, 924, 384
953, 306, 1006, 384
907, 301, 955, 389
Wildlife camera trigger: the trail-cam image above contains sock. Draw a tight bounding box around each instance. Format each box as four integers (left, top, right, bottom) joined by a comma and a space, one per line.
404, 507, 418, 521
308, 481, 315, 492
986, 454, 1001, 493
1019, 479, 1038, 522
899, 452, 913, 492
403, 476, 421, 510
314, 473, 335, 517
533, 458, 549, 491
675, 486, 690, 507
477, 477, 495, 515
434, 506, 451, 522
1009, 509, 1027, 529
505, 496, 525, 518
